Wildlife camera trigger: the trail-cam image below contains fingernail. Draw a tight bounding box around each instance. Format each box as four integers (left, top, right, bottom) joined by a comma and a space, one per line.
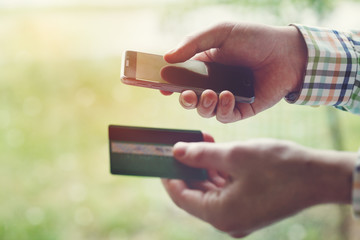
221, 96, 230, 107
166, 48, 176, 55
181, 98, 192, 108
203, 98, 213, 108
173, 142, 187, 158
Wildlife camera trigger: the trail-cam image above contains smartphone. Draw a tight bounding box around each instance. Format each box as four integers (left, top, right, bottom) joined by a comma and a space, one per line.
109, 125, 208, 180
121, 50, 255, 103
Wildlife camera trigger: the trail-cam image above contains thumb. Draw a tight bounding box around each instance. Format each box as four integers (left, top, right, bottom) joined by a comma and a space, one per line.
164, 23, 234, 64
173, 142, 229, 173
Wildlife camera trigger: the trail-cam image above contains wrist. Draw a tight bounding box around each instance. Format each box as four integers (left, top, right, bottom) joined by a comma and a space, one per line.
286, 26, 307, 94
276, 26, 307, 98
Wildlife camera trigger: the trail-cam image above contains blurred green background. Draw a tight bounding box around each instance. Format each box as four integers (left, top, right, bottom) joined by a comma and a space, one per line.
1, 0, 360, 239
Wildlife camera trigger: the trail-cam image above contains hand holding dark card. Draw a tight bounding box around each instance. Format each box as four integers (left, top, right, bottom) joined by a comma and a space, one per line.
109, 125, 210, 180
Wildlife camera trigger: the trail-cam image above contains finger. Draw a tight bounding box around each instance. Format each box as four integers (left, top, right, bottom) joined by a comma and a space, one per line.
207, 169, 227, 188
179, 90, 198, 109
229, 230, 250, 239
216, 91, 241, 123
201, 132, 215, 143
187, 180, 219, 192
160, 90, 173, 96
173, 142, 230, 173
234, 102, 257, 120
161, 179, 207, 218
164, 23, 234, 63
218, 170, 231, 182
197, 90, 218, 118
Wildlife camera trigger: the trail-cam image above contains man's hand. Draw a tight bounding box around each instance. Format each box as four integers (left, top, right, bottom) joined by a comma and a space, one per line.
162, 139, 355, 238
162, 22, 307, 123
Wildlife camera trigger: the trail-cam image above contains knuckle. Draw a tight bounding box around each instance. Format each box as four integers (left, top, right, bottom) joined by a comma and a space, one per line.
197, 108, 215, 118
189, 145, 207, 162
210, 216, 250, 238
213, 22, 235, 32
224, 146, 238, 166
200, 197, 250, 237
216, 114, 233, 124
230, 232, 249, 239
216, 111, 240, 124
212, 220, 242, 234
257, 139, 290, 154
225, 143, 250, 165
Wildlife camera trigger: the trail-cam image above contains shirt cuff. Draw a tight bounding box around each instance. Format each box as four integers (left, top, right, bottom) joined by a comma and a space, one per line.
286, 24, 358, 107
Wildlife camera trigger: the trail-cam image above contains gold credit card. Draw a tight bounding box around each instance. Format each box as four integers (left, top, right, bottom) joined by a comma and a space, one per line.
108, 125, 208, 180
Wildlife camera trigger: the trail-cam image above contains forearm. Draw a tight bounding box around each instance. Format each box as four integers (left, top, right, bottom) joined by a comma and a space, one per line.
306, 148, 356, 205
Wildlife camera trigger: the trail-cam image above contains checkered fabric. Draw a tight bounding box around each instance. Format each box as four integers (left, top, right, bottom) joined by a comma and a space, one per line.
287, 24, 360, 115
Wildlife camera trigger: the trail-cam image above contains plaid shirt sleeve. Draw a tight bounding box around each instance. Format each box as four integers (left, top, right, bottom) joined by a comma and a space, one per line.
286, 24, 360, 115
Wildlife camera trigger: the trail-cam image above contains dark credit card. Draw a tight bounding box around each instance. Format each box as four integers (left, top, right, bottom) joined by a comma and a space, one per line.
109, 125, 208, 180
